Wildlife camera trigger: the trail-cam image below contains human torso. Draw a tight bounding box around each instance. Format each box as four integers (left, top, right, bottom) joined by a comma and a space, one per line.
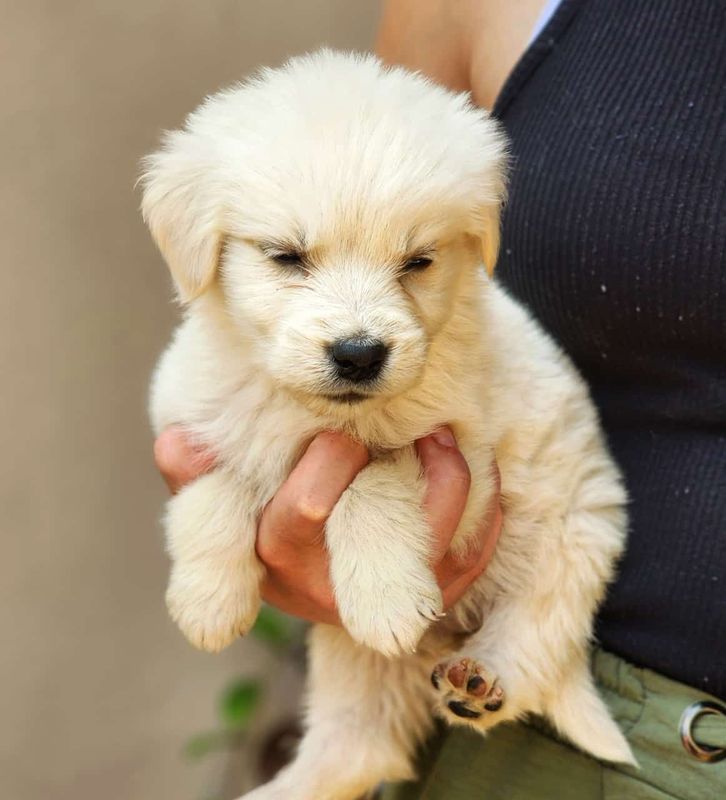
483, 0, 726, 697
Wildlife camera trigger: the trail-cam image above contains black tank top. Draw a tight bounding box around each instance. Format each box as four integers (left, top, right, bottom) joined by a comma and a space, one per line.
493, 0, 726, 698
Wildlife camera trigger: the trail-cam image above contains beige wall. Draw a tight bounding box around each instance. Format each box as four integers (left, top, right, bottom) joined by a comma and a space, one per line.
0, 3, 379, 798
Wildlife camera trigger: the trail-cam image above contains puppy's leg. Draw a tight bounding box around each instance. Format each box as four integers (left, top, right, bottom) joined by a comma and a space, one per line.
164, 469, 264, 653
241, 625, 435, 800
431, 598, 554, 731
431, 607, 634, 764
326, 448, 442, 657
432, 499, 635, 764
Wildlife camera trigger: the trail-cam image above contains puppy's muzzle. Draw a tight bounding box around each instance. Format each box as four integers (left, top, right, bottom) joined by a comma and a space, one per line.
329, 337, 388, 384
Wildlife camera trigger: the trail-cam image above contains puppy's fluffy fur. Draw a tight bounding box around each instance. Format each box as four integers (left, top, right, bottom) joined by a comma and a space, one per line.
143, 51, 634, 799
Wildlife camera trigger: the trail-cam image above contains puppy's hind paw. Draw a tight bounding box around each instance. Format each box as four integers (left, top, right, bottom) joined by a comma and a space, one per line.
431, 658, 504, 722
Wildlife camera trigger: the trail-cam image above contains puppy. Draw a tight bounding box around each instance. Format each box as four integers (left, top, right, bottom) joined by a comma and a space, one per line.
142, 50, 634, 799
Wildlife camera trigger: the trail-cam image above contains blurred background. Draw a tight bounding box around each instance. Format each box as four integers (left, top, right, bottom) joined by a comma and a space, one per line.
0, 2, 379, 798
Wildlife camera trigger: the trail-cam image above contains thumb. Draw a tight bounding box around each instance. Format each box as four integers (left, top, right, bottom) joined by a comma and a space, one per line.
153, 426, 216, 493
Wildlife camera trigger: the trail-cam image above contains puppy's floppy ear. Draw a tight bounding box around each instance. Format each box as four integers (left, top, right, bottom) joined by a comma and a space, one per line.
140, 131, 222, 303
478, 203, 501, 277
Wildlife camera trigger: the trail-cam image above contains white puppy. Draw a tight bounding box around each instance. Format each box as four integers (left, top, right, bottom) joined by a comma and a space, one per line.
142, 50, 634, 799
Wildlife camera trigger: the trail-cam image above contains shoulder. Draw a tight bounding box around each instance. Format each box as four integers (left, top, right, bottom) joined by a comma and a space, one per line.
375, 0, 546, 107
375, 0, 479, 92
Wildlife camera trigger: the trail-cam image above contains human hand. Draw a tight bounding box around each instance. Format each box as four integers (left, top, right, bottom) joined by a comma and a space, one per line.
154, 426, 502, 625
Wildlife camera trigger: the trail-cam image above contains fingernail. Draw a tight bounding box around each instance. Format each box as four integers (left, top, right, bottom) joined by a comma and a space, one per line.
431, 427, 457, 448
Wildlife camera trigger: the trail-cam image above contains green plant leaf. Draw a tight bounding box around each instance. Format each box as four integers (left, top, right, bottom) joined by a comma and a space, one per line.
251, 606, 295, 647
219, 679, 262, 730
183, 730, 232, 760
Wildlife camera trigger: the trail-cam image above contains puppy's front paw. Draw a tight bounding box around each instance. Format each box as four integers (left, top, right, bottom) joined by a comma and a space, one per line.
338, 575, 443, 657
166, 563, 262, 653
431, 658, 504, 722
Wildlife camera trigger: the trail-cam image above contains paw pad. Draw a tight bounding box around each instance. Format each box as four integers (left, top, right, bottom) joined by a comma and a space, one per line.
431, 658, 504, 721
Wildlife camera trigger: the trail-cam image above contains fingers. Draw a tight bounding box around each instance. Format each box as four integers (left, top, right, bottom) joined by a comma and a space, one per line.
256, 432, 368, 625
441, 493, 502, 609
154, 425, 216, 493
438, 463, 502, 608
416, 428, 472, 564
416, 428, 502, 606
156, 421, 499, 626
257, 431, 369, 561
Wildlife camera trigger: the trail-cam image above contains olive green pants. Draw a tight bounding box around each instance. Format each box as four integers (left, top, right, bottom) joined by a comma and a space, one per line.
382, 651, 726, 800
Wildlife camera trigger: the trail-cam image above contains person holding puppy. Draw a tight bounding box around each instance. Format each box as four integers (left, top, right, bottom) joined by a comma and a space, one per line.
155, 0, 725, 798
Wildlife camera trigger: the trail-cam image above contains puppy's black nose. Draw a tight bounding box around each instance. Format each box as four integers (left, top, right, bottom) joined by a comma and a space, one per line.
330, 338, 388, 383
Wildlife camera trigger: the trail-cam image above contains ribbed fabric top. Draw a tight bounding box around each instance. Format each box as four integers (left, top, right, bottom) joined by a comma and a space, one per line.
492, 0, 726, 698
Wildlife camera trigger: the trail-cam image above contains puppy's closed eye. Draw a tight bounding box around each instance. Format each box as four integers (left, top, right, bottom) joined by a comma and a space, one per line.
260, 243, 308, 271
271, 251, 305, 268
402, 254, 434, 273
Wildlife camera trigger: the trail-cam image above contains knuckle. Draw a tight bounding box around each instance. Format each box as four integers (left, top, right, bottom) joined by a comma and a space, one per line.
257, 537, 296, 574
254, 534, 276, 567
292, 493, 332, 524
256, 524, 291, 572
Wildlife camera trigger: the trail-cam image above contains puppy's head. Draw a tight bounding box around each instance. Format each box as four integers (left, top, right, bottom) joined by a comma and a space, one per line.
142, 50, 506, 409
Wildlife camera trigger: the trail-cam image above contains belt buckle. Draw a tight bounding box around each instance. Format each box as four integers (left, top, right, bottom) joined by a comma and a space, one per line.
679, 700, 726, 763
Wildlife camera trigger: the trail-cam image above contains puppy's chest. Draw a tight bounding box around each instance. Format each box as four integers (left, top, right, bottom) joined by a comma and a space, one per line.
207, 365, 490, 507
208, 392, 312, 489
